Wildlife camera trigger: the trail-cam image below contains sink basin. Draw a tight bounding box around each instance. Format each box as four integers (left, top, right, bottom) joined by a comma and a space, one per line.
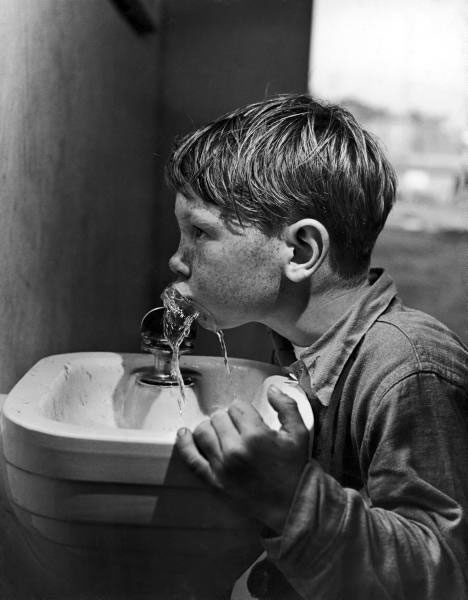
2, 352, 288, 599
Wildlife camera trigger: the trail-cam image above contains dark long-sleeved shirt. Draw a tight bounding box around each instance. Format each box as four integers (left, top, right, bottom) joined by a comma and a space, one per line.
260, 269, 468, 600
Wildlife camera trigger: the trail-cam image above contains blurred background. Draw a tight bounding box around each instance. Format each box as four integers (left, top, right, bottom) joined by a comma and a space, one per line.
0, 0, 466, 394
311, 0, 468, 346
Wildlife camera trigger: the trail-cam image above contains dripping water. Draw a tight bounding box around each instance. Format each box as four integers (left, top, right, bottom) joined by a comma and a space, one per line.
162, 288, 199, 413
161, 288, 235, 412
216, 329, 231, 377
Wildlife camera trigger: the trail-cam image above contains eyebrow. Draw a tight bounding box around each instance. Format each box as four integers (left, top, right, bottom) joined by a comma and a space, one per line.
174, 197, 220, 227
175, 206, 217, 225
189, 214, 218, 227
175, 209, 219, 235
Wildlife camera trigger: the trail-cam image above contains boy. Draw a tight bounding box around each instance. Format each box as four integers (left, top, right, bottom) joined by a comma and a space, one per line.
166, 94, 468, 599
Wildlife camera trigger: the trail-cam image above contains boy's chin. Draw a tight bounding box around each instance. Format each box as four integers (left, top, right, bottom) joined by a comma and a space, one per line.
197, 313, 218, 331
202, 315, 255, 332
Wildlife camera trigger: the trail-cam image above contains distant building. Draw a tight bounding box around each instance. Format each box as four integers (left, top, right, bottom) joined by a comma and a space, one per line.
341, 98, 463, 204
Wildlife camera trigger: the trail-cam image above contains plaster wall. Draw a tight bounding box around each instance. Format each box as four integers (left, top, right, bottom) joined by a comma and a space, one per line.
0, 0, 161, 392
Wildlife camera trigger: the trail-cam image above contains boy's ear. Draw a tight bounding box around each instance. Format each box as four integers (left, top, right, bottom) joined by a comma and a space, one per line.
283, 219, 329, 283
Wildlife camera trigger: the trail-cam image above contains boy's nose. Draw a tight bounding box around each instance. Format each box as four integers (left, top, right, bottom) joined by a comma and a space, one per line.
168, 249, 190, 279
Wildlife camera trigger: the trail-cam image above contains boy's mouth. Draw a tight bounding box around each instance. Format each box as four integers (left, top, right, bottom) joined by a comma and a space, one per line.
167, 284, 217, 331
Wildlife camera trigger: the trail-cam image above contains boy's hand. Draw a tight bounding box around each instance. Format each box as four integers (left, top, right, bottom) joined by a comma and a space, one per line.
176, 385, 310, 534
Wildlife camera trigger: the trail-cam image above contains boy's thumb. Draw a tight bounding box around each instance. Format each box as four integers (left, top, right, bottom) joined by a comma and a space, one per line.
267, 384, 308, 434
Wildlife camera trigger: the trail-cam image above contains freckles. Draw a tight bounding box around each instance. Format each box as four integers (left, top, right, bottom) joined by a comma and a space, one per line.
192, 232, 279, 309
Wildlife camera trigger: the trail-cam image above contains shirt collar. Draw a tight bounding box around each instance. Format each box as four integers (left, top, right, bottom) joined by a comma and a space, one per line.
271, 268, 399, 407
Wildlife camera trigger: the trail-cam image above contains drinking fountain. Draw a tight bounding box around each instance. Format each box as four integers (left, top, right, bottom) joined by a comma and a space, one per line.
1, 301, 312, 599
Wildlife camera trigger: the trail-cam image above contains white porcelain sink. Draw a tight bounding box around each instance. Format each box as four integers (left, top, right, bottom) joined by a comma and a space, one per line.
2, 352, 300, 599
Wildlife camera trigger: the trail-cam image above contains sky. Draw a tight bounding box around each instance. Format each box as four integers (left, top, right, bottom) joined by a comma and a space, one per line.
309, 0, 466, 128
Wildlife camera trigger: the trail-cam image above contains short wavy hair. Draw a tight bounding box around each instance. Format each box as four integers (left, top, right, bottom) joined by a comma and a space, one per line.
165, 94, 397, 280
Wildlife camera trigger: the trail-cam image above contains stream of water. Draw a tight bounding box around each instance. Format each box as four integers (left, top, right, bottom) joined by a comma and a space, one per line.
162, 288, 199, 412
215, 329, 231, 377
162, 288, 232, 412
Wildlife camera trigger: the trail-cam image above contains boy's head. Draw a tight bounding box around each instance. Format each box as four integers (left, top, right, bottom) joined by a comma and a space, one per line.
166, 94, 397, 283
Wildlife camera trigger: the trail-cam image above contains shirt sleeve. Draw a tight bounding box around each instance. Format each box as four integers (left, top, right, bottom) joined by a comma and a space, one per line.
261, 372, 468, 599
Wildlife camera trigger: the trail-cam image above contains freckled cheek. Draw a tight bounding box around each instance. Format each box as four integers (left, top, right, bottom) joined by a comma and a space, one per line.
189, 252, 229, 299
198, 249, 270, 308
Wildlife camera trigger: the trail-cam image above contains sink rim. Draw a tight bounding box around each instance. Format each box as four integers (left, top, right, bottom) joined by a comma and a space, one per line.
3, 351, 281, 444
2, 352, 282, 485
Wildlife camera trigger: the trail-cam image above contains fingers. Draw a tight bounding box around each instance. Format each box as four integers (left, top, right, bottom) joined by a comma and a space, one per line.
192, 418, 223, 463
177, 405, 266, 485
267, 385, 308, 435
227, 399, 267, 436
210, 408, 242, 453
177, 390, 304, 490
176, 427, 220, 488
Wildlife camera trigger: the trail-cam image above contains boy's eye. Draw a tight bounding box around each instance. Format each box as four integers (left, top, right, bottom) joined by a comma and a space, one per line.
193, 225, 205, 239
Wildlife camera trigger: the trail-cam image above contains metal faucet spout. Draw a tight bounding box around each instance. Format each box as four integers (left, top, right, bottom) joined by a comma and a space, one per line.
139, 306, 197, 386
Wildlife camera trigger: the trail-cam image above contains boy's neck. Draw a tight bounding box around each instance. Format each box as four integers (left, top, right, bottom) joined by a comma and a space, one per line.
267, 274, 371, 348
